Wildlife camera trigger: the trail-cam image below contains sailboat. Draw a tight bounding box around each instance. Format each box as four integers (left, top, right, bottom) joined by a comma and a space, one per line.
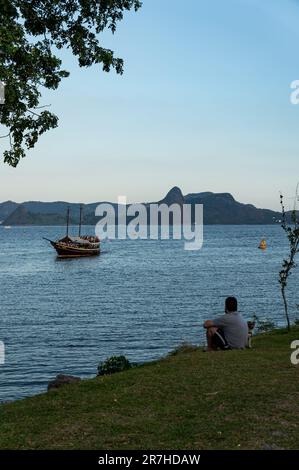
44, 206, 100, 258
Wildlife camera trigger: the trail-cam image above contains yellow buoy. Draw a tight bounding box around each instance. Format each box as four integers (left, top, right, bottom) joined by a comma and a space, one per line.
258, 239, 267, 250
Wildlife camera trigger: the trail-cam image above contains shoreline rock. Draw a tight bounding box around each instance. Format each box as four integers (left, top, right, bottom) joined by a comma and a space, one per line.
47, 374, 81, 391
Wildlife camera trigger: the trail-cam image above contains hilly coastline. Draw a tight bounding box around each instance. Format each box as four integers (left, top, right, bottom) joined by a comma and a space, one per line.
0, 187, 284, 226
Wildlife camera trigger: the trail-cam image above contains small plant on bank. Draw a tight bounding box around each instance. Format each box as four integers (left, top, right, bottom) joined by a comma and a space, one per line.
279, 193, 299, 331
256, 320, 276, 333
97, 355, 133, 376
252, 314, 276, 333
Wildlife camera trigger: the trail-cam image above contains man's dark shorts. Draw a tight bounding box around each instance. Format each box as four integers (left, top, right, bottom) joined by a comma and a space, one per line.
211, 328, 231, 350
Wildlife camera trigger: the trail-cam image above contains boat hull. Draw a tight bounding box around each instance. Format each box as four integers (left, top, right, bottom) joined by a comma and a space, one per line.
51, 241, 100, 258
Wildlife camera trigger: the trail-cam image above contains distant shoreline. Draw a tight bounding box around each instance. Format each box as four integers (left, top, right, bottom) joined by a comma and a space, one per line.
0, 222, 282, 227
0, 187, 287, 226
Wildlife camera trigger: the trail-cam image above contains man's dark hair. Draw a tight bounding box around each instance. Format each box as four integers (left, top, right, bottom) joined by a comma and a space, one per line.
225, 296, 238, 312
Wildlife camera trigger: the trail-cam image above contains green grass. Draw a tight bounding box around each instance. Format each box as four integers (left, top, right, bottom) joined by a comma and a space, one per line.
1, 327, 299, 450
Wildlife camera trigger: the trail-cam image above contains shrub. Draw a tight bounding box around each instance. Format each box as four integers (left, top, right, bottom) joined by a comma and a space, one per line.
253, 314, 276, 333
97, 355, 132, 376
256, 320, 276, 333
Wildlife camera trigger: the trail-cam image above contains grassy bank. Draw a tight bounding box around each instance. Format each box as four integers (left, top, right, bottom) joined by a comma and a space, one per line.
1, 327, 299, 450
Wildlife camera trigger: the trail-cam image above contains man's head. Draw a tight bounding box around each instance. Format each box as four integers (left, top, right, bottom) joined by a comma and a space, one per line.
225, 296, 238, 313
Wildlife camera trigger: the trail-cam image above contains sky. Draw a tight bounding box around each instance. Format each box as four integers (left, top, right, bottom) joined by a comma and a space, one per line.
1, 0, 299, 210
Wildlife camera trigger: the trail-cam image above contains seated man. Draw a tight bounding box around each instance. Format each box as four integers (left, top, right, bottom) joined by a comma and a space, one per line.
203, 297, 248, 351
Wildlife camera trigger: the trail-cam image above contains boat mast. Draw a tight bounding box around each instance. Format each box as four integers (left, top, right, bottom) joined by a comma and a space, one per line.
78, 205, 83, 237
66, 206, 70, 237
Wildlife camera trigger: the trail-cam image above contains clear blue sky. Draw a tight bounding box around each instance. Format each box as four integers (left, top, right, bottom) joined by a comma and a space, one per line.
1, 0, 299, 210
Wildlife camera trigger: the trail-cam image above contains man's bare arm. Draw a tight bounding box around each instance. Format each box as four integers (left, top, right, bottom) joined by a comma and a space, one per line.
203, 320, 215, 329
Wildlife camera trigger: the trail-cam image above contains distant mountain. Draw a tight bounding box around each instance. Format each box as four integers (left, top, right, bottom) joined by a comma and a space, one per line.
184, 192, 282, 224
158, 186, 185, 206
3, 205, 68, 226
0, 201, 18, 222
1, 187, 285, 226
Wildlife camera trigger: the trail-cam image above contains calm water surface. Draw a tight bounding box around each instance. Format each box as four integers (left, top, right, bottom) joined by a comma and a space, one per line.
0, 225, 298, 401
